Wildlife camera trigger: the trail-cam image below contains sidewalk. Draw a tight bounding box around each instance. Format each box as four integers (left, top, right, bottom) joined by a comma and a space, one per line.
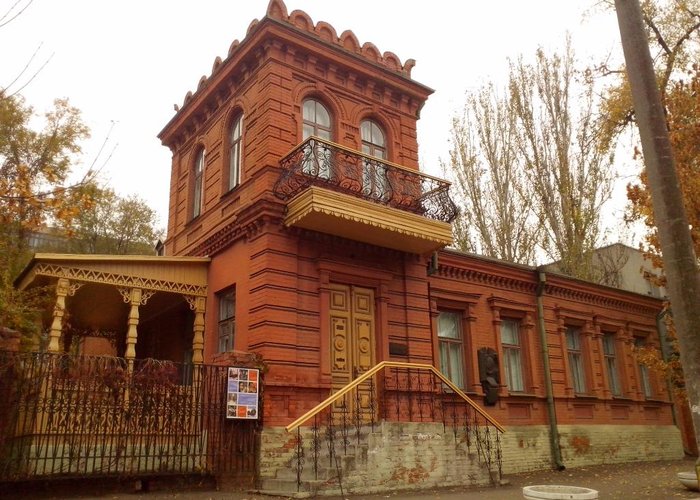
3, 457, 699, 500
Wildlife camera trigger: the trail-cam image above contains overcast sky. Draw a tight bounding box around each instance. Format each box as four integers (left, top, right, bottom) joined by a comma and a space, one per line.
2, 0, 632, 238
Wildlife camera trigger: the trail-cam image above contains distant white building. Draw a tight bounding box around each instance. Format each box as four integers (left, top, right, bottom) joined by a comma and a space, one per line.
542, 243, 665, 298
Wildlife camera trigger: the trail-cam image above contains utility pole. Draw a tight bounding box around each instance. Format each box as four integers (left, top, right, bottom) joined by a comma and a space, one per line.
615, 0, 700, 479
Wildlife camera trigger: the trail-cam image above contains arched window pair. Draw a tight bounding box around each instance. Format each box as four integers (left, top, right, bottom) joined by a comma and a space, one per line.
191, 114, 244, 220
302, 98, 388, 199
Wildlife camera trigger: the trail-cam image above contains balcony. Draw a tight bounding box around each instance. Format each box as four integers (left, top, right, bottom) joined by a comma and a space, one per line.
273, 137, 458, 254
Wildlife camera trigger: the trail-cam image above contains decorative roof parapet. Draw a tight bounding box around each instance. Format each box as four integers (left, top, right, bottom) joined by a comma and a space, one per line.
180, 0, 416, 110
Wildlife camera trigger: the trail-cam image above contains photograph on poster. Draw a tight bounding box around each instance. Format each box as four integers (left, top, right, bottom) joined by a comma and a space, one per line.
226, 367, 260, 420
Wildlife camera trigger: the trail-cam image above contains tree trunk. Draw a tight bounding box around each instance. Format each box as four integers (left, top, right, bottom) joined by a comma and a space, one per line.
615, 0, 700, 474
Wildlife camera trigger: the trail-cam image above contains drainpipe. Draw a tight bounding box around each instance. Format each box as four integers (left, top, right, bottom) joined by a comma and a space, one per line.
536, 270, 565, 470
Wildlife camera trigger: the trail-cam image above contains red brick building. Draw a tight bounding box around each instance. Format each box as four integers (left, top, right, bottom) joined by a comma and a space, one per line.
152, 0, 684, 485
14, 0, 683, 493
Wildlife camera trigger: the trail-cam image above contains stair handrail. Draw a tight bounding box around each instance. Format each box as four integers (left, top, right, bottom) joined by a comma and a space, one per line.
285, 361, 505, 433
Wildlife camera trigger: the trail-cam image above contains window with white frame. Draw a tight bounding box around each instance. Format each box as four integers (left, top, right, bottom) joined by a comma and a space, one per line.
218, 288, 235, 353
500, 319, 524, 392
635, 337, 653, 398
192, 148, 205, 218
438, 311, 465, 389
566, 326, 586, 394
228, 114, 243, 191
360, 120, 389, 200
302, 99, 332, 178
603, 333, 621, 396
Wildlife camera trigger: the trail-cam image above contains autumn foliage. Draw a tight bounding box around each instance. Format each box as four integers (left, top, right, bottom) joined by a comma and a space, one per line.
626, 65, 700, 273
0, 93, 94, 341
626, 66, 700, 404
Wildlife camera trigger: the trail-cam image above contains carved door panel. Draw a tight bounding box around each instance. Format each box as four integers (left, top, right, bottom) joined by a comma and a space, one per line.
329, 284, 375, 419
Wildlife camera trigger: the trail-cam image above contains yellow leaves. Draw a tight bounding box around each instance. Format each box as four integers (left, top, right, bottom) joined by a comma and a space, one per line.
626, 66, 700, 273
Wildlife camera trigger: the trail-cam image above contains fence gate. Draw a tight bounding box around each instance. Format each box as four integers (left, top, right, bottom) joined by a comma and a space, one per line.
0, 351, 259, 482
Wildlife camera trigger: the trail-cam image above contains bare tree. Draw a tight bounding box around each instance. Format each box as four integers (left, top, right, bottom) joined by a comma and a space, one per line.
444, 83, 540, 264
509, 38, 616, 280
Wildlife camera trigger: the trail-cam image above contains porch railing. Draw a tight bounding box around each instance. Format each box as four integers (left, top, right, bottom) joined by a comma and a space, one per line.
0, 351, 259, 481
285, 361, 505, 493
273, 137, 459, 223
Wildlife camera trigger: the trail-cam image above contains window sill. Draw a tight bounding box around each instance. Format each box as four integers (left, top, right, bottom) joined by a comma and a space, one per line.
186, 214, 202, 227
505, 392, 538, 398
572, 394, 598, 401
220, 184, 241, 200
643, 398, 670, 404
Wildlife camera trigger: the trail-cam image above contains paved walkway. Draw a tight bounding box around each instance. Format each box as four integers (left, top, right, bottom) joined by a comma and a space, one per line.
3, 457, 699, 499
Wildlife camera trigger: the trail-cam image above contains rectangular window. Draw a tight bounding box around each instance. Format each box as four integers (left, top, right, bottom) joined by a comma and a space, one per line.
603, 333, 621, 396
566, 326, 586, 394
438, 311, 464, 389
500, 319, 524, 392
635, 337, 653, 398
218, 288, 236, 353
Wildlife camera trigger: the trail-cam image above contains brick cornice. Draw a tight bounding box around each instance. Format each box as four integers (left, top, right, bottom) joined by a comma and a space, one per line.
187, 199, 285, 257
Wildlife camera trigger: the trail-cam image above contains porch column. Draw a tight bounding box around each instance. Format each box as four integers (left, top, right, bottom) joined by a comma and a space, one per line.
48, 278, 70, 353
125, 288, 142, 361
191, 296, 206, 364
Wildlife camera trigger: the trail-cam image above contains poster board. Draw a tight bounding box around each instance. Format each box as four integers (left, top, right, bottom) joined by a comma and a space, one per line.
226, 367, 259, 419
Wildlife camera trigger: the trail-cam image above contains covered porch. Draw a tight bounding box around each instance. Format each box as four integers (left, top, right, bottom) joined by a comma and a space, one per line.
14, 254, 210, 364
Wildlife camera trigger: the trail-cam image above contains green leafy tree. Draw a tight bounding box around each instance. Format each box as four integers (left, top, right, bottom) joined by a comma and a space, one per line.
66, 185, 163, 255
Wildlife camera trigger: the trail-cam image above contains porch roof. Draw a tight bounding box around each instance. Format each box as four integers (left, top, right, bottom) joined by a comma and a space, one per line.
15, 253, 211, 297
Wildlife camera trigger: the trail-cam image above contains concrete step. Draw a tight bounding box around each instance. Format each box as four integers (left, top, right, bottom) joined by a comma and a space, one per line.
276, 465, 339, 481
258, 478, 339, 495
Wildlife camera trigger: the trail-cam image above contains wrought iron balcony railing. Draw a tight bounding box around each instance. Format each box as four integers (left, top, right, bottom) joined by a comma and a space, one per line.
273, 137, 459, 223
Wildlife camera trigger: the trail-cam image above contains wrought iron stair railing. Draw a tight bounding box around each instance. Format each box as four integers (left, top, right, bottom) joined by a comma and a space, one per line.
273, 137, 459, 223
283, 361, 505, 494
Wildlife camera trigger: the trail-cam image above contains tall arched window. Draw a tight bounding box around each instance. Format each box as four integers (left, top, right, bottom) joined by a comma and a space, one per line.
360, 119, 389, 200
228, 114, 243, 191
302, 99, 332, 140
302, 99, 332, 179
361, 120, 386, 159
192, 148, 205, 218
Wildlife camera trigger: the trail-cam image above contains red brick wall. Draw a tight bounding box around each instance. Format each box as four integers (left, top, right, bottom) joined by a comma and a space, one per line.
159, 2, 675, 434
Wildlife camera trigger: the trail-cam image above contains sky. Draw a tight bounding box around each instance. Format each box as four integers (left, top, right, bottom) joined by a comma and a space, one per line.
1, 0, 632, 239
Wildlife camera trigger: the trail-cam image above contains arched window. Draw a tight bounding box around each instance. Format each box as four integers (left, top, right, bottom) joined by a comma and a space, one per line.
302, 99, 332, 140
192, 148, 205, 218
228, 114, 243, 191
302, 99, 333, 179
360, 119, 389, 200
360, 120, 386, 159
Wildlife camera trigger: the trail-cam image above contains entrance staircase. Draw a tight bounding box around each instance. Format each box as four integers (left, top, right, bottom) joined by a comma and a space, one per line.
257, 362, 505, 497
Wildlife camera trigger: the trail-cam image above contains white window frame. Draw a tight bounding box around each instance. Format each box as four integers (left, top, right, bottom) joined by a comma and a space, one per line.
500, 318, 524, 392
360, 119, 389, 200
228, 115, 243, 191
603, 333, 621, 396
218, 288, 236, 353
437, 310, 465, 389
302, 99, 332, 179
635, 337, 653, 398
193, 149, 205, 218
566, 326, 587, 394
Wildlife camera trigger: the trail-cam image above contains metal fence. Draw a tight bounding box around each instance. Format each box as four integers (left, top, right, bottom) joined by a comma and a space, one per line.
0, 351, 259, 482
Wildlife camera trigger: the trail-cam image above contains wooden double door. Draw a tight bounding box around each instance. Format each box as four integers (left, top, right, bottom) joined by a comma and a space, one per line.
329, 284, 376, 416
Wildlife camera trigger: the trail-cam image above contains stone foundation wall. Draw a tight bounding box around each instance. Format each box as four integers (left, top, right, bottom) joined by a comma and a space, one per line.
260, 422, 495, 495
261, 422, 684, 493
501, 424, 684, 473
